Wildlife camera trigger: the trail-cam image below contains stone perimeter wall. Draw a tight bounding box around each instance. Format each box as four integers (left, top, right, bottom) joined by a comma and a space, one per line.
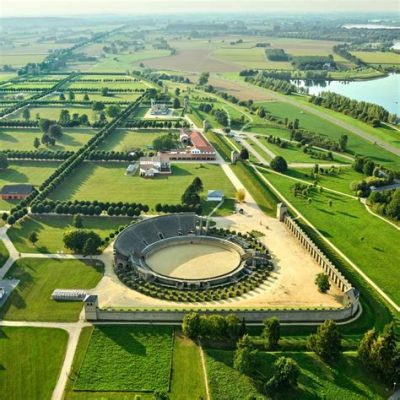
85, 206, 360, 323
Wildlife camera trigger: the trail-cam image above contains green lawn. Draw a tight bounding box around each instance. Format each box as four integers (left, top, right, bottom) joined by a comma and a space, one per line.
1, 258, 104, 321
351, 51, 400, 64
0, 127, 97, 152
0, 239, 9, 268
170, 333, 207, 400
205, 350, 387, 399
49, 162, 236, 216
0, 327, 68, 400
255, 100, 400, 169
7, 215, 133, 254
6, 105, 109, 124
74, 325, 173, 392
65, 81, 148, 90
98, 128, 170, 152
0, 160, 60, 210
261, 169, 400, 304
283, 167, 362, 196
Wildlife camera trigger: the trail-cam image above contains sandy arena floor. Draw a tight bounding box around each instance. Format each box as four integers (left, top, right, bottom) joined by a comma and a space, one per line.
145, 243, 240, 279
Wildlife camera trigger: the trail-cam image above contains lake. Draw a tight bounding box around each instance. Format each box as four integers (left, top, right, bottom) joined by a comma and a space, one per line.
292, 74, 400, 115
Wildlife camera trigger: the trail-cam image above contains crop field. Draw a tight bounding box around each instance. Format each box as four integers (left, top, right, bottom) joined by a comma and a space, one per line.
5, 81, 55, 90
255, 100, 400, 169
261, 169, 400, 304
0, 53, 46, 66
0, 327, 68, 400
0, 160, 60, 210
6, 105, 108, 124
49, 162, 236, 215
0, 127, 97, 151
7, 215, 133, 254
351, 51, 400, 64
74, 325, 173, 392
1, 258, 104, 321
98, 128, 170, 152
205, 350, 386, 399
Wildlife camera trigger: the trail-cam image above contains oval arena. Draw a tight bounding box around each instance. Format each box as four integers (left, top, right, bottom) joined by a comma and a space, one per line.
113, 214, 272, 291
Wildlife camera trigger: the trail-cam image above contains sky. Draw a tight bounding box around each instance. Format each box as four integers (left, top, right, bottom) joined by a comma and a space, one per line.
0, 0, 399, 18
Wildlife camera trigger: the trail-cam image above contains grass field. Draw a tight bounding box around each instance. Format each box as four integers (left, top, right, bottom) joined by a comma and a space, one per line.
0, 327, 68, 400
205, 350, 387, 399
351, 51, 400, 64
6, 105, 108, 124
98, 128, 169, 152
7, 215, 133, 254
0, 239, 9, 267
0, 53, 46, 66
1, 258, 104, 321
65, 81, 148, 90
45, 92, 141, 102
49, 162, 237, 215
0, 127, 97, 152
74, 325, 173, 392
170, 333, 207, 400
261, 169, 400, 305
0, 160, 60, 210
256, 100, 400, 169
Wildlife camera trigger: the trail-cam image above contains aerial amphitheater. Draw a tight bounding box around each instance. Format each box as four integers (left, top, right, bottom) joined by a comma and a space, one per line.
0, 7, 399, 400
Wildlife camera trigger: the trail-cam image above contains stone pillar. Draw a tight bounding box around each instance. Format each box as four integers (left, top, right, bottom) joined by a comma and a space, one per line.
277, 203, 288, 222
84, 294, 99, 321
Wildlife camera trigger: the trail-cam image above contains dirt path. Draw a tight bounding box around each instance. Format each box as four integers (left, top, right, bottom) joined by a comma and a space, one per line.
198, 340, 211, 400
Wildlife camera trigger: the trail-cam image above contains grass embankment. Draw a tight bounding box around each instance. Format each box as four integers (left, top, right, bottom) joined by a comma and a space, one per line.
205, 349, 388, 400
1, 258, 104, 321
0, 327, 68, 400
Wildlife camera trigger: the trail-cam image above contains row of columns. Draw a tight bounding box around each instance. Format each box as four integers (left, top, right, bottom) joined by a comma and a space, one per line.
283, 216, 350, 293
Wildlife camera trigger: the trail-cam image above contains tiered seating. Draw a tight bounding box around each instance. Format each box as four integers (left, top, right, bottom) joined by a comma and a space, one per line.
153, 215, 179, 238
179, 214, 196, 234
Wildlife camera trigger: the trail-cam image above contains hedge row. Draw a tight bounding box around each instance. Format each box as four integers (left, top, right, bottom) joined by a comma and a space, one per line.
125, 120, 189, 128
3, 149, 73, 160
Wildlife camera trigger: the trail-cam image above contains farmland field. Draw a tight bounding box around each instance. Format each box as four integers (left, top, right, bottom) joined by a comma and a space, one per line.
7, 215, 133, 254
49, 162, 236, 215
45, 91, 142, 102
0, 127, 97, 151
0, 327, 68, 400
74, 325, 173, 392
1, 258, 104, 321
351, 51, 400, 64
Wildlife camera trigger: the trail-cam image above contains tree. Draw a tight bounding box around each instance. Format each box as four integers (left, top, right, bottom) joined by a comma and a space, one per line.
307, 320, 341, 361
359, 323, 400, 384
58, 109, 71, 126
93, 102, 105, 111
59, 93, 65, 101
68, 91, 75, 101
258, 107, 266, 118
174, 87, 180, 96
264, 356, 300, 393
235, 189, 246, 203
73, 214, 83, 228
270, 156, 288, 172
101, 87, 109, 97
191, 177, 203, 192
82, 238, 98, 256
262, 317, 280, 350
182, 312, 201, 339
173, 97, 180, 109
154, 390, 169, 400
33, 137, 40, 149
29, 231, 38, 246
339, 134, 348, 151
63, 230, 101, 253
83, 93, 90, 101
198, 72, 210, 85
363, 160, 375, 176
106, 105, 121, 118
22, 107, 30, 121
315, 273, 330, 293
39, 118, 54, 133
48, 124, 63, 138
0, 153, 8, 170
225, 314, 240, 339
239, 148, 249, 160
233, 334, 257, 375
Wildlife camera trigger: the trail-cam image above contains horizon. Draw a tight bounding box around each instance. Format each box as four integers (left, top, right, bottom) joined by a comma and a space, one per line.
1, 0, 399, 18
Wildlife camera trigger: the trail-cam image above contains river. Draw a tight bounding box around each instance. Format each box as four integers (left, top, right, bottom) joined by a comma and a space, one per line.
292, 74, 400, 115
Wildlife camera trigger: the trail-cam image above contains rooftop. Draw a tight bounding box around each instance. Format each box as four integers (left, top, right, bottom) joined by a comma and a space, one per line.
0, 184, 34, 195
